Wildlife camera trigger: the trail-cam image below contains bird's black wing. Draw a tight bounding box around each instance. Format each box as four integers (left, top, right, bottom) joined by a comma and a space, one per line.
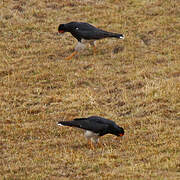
75, 28, 112, 40
59, 118, 109, 135
74, 116, 119, 136
87, 116, 117, 126
72, 22, 100, 31
72, 22, 117, 40
85, 116, 124, 136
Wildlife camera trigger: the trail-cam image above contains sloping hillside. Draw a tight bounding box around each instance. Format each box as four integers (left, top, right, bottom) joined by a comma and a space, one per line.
0, 0, 180, 179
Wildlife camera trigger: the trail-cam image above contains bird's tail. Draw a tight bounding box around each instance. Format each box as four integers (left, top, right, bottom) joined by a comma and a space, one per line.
103, 31, 125, 39
58, 121, 75, 127
57, 121, 83, 129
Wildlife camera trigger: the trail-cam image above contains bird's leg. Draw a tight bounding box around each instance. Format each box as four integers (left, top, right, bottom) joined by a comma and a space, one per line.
88, 140, 95, 150
97, 141, 104, 148
90, 41, 96, 55
65, 51, 78, 60
66, 41, 86, 60
93, 46, 96, 55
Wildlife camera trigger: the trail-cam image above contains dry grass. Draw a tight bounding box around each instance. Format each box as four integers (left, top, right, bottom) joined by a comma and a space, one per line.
0, 0, 180, 179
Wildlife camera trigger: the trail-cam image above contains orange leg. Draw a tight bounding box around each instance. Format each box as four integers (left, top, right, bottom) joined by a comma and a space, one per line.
65, 51, 78, 60
90, 41, 96, 55
93, 46, 96, 55
88, 140, 95, 150
98, 141, 104, 148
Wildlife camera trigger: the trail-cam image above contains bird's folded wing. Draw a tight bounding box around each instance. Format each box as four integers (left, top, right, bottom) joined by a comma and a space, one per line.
75, 29, 112, 40
59, 119, 109, 134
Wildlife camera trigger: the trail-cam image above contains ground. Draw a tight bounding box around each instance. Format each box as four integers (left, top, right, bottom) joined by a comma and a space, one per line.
0, 0, 180, 179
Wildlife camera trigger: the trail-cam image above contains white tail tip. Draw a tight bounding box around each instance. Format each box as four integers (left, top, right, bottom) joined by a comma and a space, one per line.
120, 35, 125, 39
57, 123, 64, 126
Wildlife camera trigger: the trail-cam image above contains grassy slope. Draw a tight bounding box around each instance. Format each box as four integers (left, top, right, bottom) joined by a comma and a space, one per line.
0, 0, 180, 179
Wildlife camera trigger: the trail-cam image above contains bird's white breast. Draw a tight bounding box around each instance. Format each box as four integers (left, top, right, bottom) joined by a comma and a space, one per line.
75, 41, 86, 52
84, 130, 99, 143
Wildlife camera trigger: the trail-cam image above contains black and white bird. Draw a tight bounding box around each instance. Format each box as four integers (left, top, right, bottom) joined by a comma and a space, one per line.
57, 116, 124, 149
58, 22, 125, 60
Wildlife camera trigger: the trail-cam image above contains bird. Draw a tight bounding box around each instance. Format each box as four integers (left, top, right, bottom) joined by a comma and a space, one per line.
57, 116, 124, 149
58, 22, 125, 60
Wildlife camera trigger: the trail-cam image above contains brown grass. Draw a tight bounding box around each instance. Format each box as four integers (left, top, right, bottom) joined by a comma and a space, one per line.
1, 0, 180, 179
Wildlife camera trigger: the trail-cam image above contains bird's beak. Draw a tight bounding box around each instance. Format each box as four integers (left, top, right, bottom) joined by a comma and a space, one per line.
58, 30, 65, 33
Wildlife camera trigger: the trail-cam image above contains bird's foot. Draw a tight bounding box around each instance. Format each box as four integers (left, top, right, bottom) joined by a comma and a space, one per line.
65, 51, 77, 60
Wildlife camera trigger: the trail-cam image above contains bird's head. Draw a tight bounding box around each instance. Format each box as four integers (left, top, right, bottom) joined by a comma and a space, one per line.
116, 127, 124, 137
58, 22, 78, 34
58, 24, 66, 33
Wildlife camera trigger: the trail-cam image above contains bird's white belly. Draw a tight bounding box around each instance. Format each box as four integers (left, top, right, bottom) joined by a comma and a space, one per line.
84, 130, 99, 143
75, 41, 86, 52
75, 39, 96, 52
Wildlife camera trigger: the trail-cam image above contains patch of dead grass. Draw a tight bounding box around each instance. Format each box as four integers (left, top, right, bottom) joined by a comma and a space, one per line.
0, 0, 180, 179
